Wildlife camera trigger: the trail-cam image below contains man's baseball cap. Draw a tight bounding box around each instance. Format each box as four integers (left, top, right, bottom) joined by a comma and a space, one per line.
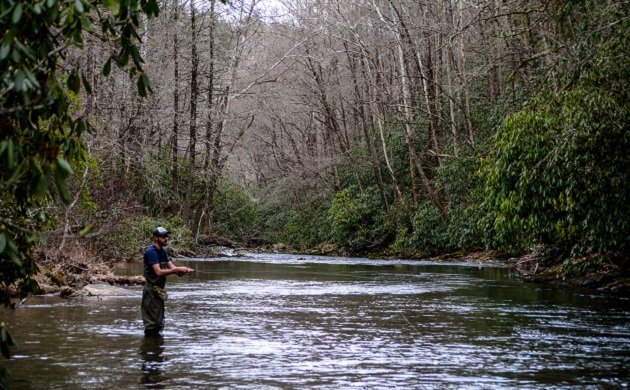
153, 226, 170, 237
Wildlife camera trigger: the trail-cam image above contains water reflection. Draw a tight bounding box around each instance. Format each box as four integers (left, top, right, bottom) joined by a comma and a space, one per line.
139, 335, 166, 387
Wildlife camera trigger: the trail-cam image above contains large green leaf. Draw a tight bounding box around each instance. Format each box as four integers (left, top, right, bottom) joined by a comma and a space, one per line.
102, 0, 120, 16
11, 3, 23, 24
74, 0, 85, 13
0, 233, 6, 254
102, 58, 112, 76
0, 43, 10, 60
67, 71, 80, 93
56, 157, 74, 176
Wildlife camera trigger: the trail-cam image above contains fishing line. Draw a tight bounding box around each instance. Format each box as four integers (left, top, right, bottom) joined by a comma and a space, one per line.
398, 311, 420, 334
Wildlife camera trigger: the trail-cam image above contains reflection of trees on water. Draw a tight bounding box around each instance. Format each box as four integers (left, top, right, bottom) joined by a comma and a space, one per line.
139, 336, 166, 387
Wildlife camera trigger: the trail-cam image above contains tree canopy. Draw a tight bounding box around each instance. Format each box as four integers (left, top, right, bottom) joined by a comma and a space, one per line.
0, 0, 159, 298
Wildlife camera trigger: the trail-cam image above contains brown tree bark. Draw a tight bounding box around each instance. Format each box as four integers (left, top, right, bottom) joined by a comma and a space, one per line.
171, 0, 181, 213
184, 0, 199, 228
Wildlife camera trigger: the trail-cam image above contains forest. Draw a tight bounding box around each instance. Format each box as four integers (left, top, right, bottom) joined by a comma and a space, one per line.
1, 0, 629, 300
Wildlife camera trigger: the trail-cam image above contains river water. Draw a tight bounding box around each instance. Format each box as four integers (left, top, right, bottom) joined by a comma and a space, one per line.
2, 253, 629, 389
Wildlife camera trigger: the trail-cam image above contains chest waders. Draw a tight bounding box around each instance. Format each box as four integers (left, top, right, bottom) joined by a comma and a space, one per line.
142, 284, 166, 336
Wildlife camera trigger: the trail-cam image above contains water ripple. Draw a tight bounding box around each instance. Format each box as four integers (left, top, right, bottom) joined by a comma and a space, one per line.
3, 256, 629, 389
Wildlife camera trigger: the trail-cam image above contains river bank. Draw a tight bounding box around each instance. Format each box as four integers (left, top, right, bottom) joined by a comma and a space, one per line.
296, 243, 630, 295
3, 241, 628, 301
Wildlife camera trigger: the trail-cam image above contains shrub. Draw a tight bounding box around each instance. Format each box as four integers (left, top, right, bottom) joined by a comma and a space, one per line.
479, 20, 630, 256
212, 180, 259, 241
408, 203, 449, 255
328, 187, 391, 252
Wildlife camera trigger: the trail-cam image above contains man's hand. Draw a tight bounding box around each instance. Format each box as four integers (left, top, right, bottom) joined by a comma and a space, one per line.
176, 266, 194, 277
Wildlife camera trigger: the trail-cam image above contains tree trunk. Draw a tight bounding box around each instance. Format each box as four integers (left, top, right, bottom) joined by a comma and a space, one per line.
203, 0, 217, 235
184, 1, 199, 228
171, 0, 180, 213
456, 0, 474, 147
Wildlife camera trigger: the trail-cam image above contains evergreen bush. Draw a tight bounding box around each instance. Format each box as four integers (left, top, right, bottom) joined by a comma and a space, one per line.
328, 187, 392, 252
479, 20, 630, 259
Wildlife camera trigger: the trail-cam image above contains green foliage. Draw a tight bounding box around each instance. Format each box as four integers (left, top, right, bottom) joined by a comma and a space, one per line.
409, 203, 448, 254
479, 19, 630, 257
322, 129, 487, 255
0, 0, 160, 293
337, 125, 412, 200
328, 186, 392, 252
562, 256, 604, 279
212, 180, 259, 241
140, 155, 261, 243
335, 147, 373, 189
445, 206, 481, 250
391, 150, 483, 256
392, 201, 482, 257
0, 324, 15, 362
259, 197, 332, 250
390, 226, 413, 256
436, 149, 481, 209
137, 216, 192, 250
386, 127, 413, 185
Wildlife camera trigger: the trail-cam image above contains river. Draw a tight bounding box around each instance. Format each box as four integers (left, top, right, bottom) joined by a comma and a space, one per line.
2, 252, 629, 389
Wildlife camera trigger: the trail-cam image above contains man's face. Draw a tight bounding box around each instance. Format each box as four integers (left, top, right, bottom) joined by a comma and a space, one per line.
157, 236, 169, 247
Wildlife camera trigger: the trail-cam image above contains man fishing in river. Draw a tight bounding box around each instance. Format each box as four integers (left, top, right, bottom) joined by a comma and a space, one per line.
142, 227, 194, 336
